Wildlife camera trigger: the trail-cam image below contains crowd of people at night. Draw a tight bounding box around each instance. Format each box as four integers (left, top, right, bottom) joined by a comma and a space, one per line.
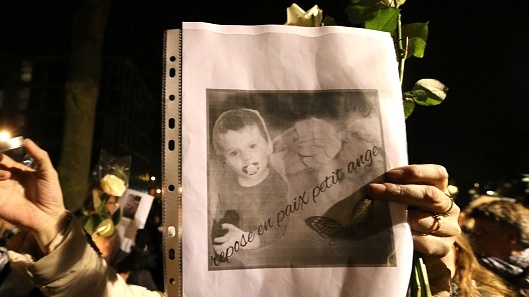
1, 139, 529, 296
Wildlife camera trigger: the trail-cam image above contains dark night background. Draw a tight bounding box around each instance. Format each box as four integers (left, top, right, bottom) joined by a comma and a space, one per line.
1, 0, 528, 202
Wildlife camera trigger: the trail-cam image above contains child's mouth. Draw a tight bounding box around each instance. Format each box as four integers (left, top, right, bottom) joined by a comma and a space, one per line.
243, 163, 259, 175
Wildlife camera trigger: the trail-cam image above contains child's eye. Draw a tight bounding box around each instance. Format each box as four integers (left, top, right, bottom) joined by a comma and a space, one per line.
229, 151, 238, 157
249, 143, 257, 149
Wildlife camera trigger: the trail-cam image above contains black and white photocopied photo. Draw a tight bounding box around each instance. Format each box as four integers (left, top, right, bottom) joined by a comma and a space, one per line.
207, 90, 392, 270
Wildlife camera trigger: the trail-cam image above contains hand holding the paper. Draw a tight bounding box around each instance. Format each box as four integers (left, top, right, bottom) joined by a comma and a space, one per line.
368, 164, 461, 256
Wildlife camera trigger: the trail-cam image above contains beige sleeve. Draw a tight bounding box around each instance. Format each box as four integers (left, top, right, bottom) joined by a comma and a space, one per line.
7, 213, 165, 297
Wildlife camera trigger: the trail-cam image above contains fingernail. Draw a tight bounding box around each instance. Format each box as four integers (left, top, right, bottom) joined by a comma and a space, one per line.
387, 169, 404, 180
369, 183, 387, 195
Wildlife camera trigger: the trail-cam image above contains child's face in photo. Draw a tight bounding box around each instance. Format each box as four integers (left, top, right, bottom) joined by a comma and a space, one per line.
218, 124, 271, 183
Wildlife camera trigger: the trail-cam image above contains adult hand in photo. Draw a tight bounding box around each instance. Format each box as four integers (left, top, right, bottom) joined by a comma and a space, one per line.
212, 223, 260, 255
272, 118, 342, 174
368, 164, 461, 256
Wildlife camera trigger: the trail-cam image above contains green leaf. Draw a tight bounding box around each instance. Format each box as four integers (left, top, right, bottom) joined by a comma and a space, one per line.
346, 0, 383, 25
406, 37, 426, 58
403, 90, 425, 100
97, 194, 110, 215
365, 7, 399, 33
84, 215, 102, 236
410, 78, 448, 106
402, 22, 428, 41
402, 23, 428, 58
403, 97, 415, 119
346, 4, 380, 24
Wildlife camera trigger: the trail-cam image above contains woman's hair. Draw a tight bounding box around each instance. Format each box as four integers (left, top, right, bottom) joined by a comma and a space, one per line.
454, 234, 516, 297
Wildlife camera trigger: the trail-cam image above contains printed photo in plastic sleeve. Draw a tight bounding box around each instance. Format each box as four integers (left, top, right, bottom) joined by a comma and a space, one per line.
207, 89, 393, 270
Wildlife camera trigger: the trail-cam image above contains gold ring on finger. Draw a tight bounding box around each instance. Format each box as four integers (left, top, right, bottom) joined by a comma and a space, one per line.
440, 192, 454, 217
430, 213, 442, 234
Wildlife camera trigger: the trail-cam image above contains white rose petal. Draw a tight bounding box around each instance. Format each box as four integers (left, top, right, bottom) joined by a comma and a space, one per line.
100, 174, 127, 196
285, 3, 323, 27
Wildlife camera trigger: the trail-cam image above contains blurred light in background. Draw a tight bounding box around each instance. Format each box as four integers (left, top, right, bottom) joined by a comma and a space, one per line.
0, 131, 11, 141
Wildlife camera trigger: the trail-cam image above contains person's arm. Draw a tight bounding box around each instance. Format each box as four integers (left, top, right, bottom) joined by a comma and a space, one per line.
0, 139, 165, 297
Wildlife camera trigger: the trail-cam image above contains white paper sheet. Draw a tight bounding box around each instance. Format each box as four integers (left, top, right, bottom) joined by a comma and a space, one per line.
165, 22, 412, 297
115, 189, 154, 252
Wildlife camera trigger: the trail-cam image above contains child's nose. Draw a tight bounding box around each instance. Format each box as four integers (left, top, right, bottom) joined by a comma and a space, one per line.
241, 150, 251, 162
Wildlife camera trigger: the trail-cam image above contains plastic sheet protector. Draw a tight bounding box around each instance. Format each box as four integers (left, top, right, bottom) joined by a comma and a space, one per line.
162, 22, 412, 297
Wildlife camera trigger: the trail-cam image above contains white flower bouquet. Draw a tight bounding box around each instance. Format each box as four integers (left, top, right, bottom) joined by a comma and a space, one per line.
82, 150, 131, 238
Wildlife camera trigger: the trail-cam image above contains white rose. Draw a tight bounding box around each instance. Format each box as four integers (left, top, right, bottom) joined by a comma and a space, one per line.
285, 3, 323, 27
382, 0, 406, 7
100, 174, 127, 196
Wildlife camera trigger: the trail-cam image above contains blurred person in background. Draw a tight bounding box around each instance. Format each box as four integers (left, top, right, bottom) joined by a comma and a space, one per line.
0, 218, 44, 296
464, 198, 529, 296
459, 195, 504, 229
